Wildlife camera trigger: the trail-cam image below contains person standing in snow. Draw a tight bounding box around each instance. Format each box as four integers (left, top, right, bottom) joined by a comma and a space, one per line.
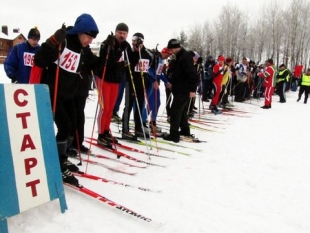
234, 57, 249, 102
4, 27, 41, 83
297, 68, 310, 104
219, 57, 233, 108
209, 55, 227, 114
121, 32, 153, 140
203, 55, 216, 102
96, 23, 131, 147
258, 59, 276, 109
276, 64, 289, 103
141, 47, 172, 135
32, 14, 105, 187
162, 39, 198, 143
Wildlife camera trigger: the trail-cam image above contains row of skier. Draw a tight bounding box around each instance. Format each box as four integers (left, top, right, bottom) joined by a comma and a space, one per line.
4, 13, 310, 187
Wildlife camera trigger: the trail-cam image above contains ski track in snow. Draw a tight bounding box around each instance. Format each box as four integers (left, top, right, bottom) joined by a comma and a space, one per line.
1, 65, 310, 233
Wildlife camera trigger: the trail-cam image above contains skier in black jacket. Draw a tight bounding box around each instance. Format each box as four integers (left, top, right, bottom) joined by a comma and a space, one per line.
163, 39, 198, 143
121, 32, 153, 140
33, 14, 105, 187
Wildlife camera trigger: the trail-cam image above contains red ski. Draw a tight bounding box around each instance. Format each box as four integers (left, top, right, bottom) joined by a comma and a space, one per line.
85, 136, 175, 160
73, 172, 161, 193
85, 139, 167, 168
76, 157, 138, 175
64, 183, 153, 222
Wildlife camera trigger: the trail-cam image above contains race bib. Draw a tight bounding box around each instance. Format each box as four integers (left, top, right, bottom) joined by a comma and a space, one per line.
118, 51, 124, 63
134, 59, 149, 73
56, 47, 81, 73
156, 64, 164, 75
23, 52, 35, 67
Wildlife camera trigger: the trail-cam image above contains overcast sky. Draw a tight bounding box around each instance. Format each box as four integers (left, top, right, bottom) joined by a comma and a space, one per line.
1, 0, 287, 51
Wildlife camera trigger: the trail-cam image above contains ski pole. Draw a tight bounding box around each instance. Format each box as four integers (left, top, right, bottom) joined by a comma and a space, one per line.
161, 91, 172, 117
138, 47, 159, 152
86, 42, 112, 173
187, 97, 193, 115
75, 130, 82, 166
125, 48, 151, 158
52, 43, 61, 117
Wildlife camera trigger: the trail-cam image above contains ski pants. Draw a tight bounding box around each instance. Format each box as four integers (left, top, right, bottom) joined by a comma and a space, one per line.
96, 78, 119, 133
169, 94, 191, 141
264, 86, 274, 106
122, 77, 146, 133
211, 77, 222, 106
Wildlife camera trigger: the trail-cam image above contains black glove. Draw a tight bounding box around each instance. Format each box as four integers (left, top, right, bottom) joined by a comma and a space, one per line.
120, 41, 128, 51
46, 23, 66, 46
105, 34, 115, 48
54, 24, 66, 44
137, 37, 143, 46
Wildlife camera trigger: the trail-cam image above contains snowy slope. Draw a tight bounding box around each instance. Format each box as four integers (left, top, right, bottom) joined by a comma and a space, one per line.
1, 65, 310, 233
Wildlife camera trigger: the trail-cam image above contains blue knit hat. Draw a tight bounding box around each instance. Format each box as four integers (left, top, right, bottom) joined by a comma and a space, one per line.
67, 13, 99, 38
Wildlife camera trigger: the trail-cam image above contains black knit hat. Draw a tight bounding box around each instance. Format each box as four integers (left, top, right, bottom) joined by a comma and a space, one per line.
115, 23, 129, 32
167, 39, 180, 49
28, 27, 40, 40
132, 32, 144, 40
266, 58, 274, 64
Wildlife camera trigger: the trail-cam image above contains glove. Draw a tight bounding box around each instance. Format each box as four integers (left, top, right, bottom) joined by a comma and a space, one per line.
120, 41, 128, 50
137, 37, 143, 45
105, 34, 115, 47
134, 37, 143, 48
54, 24, 66, 44
47, 23, 66, 46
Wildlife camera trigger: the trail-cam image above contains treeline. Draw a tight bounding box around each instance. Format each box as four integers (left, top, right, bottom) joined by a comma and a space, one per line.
177, 0, 310, 69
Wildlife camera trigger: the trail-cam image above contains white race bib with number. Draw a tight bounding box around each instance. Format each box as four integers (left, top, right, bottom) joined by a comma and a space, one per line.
134, 59, 149, 73
118, 52, 124, 62
23, 52, 35, 67
56, 47, 81, 73
156, 64, 164, 75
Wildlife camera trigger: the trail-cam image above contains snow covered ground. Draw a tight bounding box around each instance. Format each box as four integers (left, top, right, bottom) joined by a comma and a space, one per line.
1, 64, 310, 233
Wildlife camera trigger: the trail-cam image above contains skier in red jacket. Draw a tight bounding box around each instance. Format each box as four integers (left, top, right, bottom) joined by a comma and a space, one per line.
258, 59, 276, 109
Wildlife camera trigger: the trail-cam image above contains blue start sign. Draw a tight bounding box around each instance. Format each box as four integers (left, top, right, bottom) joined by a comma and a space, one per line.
0, 84, 67, 233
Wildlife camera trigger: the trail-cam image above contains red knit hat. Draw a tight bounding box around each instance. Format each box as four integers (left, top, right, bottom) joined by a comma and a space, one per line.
218, 56, 225, 62
226, 57, 233, 63
161, 47, 172, 55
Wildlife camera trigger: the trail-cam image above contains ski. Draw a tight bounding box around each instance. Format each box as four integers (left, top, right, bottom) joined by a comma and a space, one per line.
64, 183, 153, 223
73, 172, 161, 193
189, 119, 225, 130
151, 137, 203, 151
85, 137, 176, 160
74, 157, 138, 175
179, 135, 207, 143
86, 153, 147, 169
109, 134, 191, 156
85, 140, 167, 168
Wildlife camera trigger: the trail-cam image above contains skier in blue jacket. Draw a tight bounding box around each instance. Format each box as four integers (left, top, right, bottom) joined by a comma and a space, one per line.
4, 27, 41, 83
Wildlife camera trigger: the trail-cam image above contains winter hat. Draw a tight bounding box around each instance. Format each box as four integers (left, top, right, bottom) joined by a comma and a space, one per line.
115, 23, 129, 32
218, 55, 225, 62
67, 13, 99, 38
132, 32, 144, 41
279, 64, 286, 68
28, 27, 40, 40
167, 39, 181, 49
226, 57, 233, 63
266, 58, 274, 64
206, 55, 213, 60
161, 47, 172, 55
188, 50, 195, 57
